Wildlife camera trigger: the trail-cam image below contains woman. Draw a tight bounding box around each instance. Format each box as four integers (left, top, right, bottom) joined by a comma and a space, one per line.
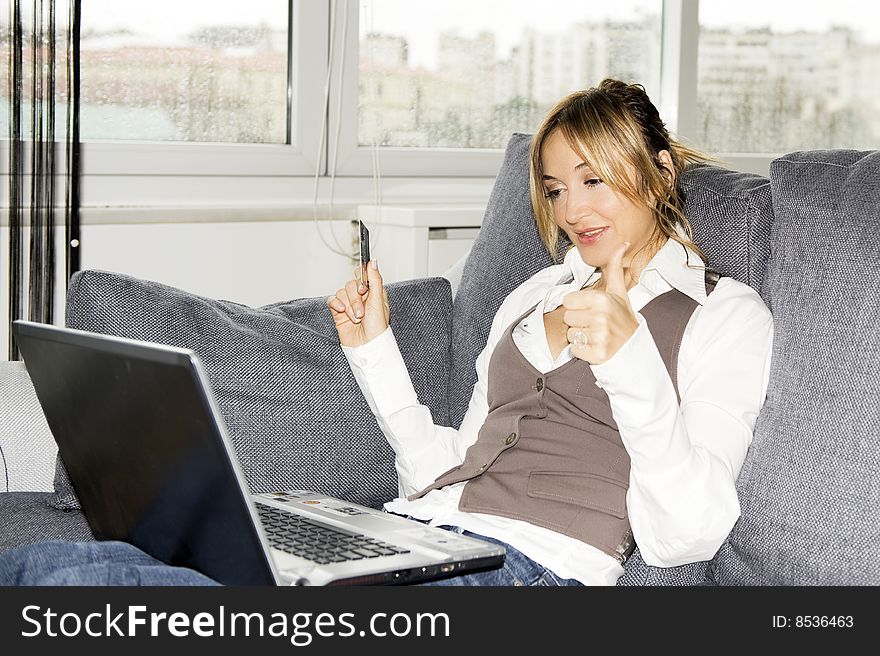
327, 79, 773, 586
0, 80, 771, 587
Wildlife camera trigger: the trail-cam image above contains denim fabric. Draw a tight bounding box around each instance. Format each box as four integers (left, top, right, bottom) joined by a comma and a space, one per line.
0, 532, 580, 587
418, 528, 583, 587
0, 540, 219, 586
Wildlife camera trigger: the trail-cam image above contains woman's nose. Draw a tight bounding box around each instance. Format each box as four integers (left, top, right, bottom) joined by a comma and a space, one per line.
564, 189, 592, 225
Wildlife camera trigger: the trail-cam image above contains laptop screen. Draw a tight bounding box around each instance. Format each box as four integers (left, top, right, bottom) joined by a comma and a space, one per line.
14, 321, 277, 585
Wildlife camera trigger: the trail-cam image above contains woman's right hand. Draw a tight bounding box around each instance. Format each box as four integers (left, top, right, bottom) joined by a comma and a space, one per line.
326, 260, 390, 348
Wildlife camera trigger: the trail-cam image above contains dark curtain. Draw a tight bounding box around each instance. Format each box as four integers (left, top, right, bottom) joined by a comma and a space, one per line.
5, 0, 80, 360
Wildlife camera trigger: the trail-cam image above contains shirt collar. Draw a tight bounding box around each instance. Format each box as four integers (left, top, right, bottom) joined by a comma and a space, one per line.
556, 230, 708, 305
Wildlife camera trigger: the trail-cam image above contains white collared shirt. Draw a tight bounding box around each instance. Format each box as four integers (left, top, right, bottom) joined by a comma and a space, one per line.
342, 238, 774, 585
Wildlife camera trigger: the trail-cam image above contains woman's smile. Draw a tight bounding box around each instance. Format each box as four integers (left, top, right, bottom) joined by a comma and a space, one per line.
575, 226, 609, 245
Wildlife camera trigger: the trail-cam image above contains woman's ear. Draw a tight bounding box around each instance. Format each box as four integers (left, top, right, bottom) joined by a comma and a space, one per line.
657, 149, 675, 184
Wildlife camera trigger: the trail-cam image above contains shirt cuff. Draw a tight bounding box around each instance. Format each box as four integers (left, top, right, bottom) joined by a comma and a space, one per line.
589, 313, 650, 390
340, 326, 421, 418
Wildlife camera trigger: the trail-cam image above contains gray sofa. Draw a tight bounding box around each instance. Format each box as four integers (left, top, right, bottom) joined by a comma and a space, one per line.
1, 134, 878, 585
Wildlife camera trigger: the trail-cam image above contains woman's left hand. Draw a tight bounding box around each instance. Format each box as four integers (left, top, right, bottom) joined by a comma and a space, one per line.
563, 242, 639, 365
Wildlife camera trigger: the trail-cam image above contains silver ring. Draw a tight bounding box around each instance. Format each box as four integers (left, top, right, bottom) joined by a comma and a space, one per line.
572, 330, 588, 348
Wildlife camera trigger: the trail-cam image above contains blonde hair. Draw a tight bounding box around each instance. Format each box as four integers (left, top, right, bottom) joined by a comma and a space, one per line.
529, 79, 710, 263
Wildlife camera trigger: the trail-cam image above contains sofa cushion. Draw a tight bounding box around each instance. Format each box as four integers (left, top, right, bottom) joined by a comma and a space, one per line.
0, 362, 57, 492
52, 270, 453, 512
679, 164, 773, 294
0, 492, 94, 556
616, 548, 712, 586
712, 149, 880, 584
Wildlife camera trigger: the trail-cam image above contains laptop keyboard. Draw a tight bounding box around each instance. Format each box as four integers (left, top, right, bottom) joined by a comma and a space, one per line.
256, 503, 411, 565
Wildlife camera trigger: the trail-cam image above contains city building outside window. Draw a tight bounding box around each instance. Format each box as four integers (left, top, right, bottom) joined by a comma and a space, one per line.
358, 0, 662, 150
696, 0, 880, 153
79, 0, 290, 144
3, 0, 878, 200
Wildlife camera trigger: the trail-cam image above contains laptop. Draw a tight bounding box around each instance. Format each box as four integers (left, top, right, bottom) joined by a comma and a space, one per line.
12, 320, 504, 586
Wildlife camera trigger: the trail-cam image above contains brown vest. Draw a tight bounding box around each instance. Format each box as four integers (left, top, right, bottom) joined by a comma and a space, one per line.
410, 273, 718, 563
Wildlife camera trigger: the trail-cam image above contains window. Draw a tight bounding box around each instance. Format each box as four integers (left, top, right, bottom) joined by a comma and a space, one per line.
695, 0, 880, 153
73, 1, 326, 178
6, 1, 880, 208
340, 0, 663, 174
81, 0, 290, 144
358, 0, 662, 150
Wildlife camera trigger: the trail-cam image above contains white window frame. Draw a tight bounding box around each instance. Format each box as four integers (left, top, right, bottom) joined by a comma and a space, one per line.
662, 0, 783, 175
5, 0, 807, 215
327, 0, 507, 177
78, 0, 327, 178
331, 0, 690, 177
328, 0, 780, 178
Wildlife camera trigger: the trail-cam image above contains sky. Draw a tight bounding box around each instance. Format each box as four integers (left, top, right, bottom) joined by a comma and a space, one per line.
362, 0, 880, 66
70, 0, 880, 64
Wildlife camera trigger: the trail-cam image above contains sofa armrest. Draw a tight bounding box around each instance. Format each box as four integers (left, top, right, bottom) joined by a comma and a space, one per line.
0, 361, 58, 492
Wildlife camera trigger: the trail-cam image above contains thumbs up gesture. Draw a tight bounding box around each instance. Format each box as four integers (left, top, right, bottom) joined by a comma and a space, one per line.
562, 242, 639, 365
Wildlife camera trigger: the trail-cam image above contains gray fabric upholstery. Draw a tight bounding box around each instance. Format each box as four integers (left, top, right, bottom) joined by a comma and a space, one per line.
52, 270, 454, 512
616, 548, 713, 586
679, 163, 773, 293
712, 149, 880, 585
0, 492, 93, 556
0, 362, 57, 492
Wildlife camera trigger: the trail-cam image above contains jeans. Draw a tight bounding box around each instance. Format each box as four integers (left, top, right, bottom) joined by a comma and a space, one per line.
0, 532, 582, 587
0, 541, 219, 586
417, 528, 583, 587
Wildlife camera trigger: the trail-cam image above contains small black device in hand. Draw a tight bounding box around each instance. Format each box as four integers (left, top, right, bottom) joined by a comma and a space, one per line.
358, 220, 370, 290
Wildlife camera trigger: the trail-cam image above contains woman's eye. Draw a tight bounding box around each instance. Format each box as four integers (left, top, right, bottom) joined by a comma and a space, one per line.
585, 178, 603, 188
544, 188, 564, 201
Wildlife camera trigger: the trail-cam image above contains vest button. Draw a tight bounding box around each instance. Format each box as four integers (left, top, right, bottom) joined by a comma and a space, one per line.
505, 432, 516, 445
534, 378, 544, 392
